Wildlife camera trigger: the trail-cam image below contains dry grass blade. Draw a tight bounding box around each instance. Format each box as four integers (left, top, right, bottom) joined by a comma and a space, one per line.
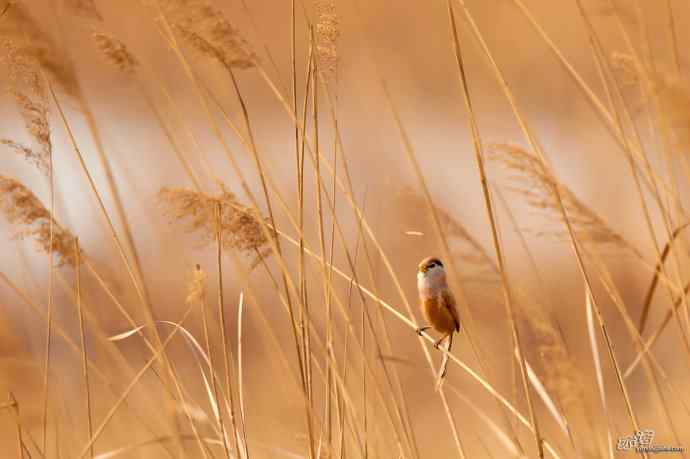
445, 4, 542, 456
586, 288, 614, 458
519, 352, 568, 437
77, 300, 198, 458
638, 223, 690, 334
237, 292, 249, 459
445, 384, 524, 457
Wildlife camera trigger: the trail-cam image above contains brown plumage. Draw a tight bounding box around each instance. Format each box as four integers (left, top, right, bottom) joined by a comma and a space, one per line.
421, 290, 460, 336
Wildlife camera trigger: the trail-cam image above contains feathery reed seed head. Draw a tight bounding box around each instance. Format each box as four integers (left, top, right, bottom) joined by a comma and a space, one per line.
0, 177, 79, 266
159, 187, 272, 265
489, 144, 626, 248
1, 40, 52, 176
163, 0, 256, 70
93, 32, 138, 73
314, 0, 338, 76
64, 0, 103, 21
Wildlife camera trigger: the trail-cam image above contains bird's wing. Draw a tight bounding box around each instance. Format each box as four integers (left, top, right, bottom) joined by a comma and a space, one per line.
442, 290, 460, 332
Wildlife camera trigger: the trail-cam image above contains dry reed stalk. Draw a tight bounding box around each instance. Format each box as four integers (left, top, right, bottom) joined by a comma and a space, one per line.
214, 202, 243, 459
493, 187, 598, 456
357, 219, 422, 459
455, 0, 648, 447
188, 263, 231, 458
512, 0, 684, 219
303, 59, 471, 457
568, 0, 690, 366
255, 44, 576, 455
586, 251, 686, 455
45, 73, 191, 450
445, 6, 544, 455
251, 33, 537, 452
602, 0, 690, 356
272, 227, 564, 457
9, 273, 180, 456
152, 16, 323, 458
75, 297, 199, 458
73, 239, 94, 459
237, 292, 249, 459
296, 141, 428, 456
383, 84, 470, 456
7, 392, 23, 459
307, 32, 336, 455
0, 265, 195, 450
254, 55, 535, 456
576, 2, 690, 375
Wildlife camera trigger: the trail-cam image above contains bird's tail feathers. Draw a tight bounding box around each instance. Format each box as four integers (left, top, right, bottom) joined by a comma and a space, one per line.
435, 333, 453, 391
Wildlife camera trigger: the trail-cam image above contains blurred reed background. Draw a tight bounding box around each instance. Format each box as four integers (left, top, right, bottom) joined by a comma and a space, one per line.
0, 0, 689, 457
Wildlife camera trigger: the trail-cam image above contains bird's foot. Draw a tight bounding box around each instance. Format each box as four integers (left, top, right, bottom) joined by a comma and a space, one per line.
416, 326, 430, 336
434, 337, 445, 349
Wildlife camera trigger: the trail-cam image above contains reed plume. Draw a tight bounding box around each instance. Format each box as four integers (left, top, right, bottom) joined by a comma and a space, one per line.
92, 32, 138, 74
1, 41, 52, 176
489, 144, 627, 249
0, 176, 79, 266
162, 0, 256, 70
0, 3, 77, 92
314, 0, 338, 77
64, 0, 103, 21
159, 186, 272, 265
186, 263, 207, 306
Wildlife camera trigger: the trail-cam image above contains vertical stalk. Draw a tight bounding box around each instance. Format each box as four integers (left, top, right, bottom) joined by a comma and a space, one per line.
215, 202, 242, 459
74, 239, 94, 458
446, 3, 543, 456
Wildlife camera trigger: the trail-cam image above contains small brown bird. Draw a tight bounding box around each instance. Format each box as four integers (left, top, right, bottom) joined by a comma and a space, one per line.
416, 256, 460, 384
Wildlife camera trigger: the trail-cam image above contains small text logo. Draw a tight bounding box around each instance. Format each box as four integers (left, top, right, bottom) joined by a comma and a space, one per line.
617, 430, 685, 454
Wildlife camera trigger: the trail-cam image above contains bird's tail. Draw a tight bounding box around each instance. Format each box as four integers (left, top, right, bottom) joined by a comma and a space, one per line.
435, 333, 453, 391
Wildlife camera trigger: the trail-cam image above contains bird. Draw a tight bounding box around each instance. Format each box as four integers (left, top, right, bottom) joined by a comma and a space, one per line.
416, 256, 460, 385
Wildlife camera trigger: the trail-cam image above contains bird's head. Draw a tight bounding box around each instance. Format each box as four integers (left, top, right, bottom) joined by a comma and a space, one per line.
417, 257, 446, 288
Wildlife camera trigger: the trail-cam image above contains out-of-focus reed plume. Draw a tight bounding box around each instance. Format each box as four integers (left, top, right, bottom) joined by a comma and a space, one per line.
186, 264, 207, 306
64, 0, 103, 21
489, 144, 627, 249
92, 32, 139, 74
314, 0, 338, 77
0, 41, 52, 176
0, 2, 77, 92
159, 186, 272, 265
161, 0, 256, 70
0, 177, 79, 267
